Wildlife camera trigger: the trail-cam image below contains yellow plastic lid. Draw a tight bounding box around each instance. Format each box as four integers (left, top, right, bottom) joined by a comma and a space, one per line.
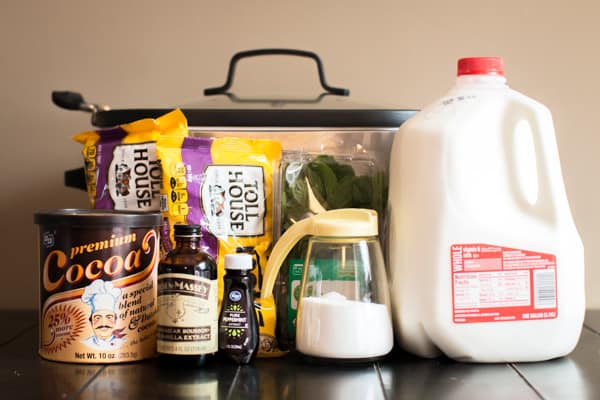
306, 208, 378, 237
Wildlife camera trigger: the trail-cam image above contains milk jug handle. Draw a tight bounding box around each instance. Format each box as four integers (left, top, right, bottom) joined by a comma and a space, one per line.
508, 100, 566, 219
260, 217, 312, 300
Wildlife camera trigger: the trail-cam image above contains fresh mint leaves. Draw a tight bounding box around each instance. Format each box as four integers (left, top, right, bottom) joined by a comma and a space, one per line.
281, 154, 387, 232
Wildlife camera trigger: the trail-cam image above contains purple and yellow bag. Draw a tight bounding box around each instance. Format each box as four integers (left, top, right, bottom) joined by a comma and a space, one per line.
73, 109, 188, 211
156, 136, 284, 357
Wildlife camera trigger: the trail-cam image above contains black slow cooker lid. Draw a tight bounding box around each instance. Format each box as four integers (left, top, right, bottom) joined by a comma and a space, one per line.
53, 49, 416, 129
91, 107, 416, 129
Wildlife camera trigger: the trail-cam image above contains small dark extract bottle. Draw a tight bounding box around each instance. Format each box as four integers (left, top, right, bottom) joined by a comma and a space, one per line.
157, 224, 218, 366
219, 253, 260, 364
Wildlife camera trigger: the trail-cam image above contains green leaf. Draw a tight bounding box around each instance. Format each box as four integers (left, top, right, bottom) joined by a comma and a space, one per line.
312, 154, 337, 167
289, 176, 308, 206
306, 162, 333, 207
312, 154, 356, 180
283, 198, 309, 226
352, 175, 372, 206
328, 175, 354, 209
331, 163, 355, 180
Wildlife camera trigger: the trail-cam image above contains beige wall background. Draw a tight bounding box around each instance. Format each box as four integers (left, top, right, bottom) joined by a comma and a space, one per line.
1, 0, 598, 309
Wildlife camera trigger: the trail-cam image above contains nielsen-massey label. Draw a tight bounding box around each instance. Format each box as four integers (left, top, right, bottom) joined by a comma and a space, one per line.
108, 143, 162, 211
157, 273, 218, 355
39, 226, 160, 363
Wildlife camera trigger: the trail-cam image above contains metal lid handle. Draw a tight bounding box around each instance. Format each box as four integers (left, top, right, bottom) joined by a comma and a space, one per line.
204, 48, 350, 96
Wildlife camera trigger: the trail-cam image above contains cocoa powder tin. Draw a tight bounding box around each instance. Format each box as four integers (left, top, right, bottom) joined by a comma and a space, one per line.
34, 209, 161, 363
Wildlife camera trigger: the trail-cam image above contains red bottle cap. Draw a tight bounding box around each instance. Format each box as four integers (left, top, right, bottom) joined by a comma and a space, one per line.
457, 57, 504, 76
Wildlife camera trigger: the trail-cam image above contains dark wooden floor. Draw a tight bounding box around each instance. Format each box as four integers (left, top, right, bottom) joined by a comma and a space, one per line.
1, 310, 599, 399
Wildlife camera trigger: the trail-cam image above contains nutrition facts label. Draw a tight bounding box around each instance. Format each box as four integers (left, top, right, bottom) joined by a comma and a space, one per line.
451, 244, 558, 323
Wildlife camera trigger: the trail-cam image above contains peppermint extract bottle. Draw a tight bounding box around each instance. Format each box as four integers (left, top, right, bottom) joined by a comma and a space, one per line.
219, 253, 260, 364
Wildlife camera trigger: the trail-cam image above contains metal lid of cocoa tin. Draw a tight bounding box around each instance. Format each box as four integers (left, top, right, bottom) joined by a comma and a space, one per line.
34, 209, 162, 227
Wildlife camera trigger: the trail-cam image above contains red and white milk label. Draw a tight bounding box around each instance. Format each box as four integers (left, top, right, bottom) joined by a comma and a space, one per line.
451, 244, 557, 323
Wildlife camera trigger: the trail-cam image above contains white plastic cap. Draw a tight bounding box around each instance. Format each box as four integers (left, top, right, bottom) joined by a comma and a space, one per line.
224, 253, 254, 270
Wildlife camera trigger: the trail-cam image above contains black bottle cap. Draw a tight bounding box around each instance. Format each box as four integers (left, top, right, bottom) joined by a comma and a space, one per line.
173, 224, 202, 237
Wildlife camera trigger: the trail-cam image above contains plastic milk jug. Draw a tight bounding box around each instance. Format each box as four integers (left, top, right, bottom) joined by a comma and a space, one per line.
387, 57, 585, 362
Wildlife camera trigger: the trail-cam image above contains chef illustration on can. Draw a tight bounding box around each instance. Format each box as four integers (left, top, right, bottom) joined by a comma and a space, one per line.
80, 280, 126, 350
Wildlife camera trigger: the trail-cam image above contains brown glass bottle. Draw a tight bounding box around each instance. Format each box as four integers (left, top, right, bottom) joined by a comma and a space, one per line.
157, 224, 218, 367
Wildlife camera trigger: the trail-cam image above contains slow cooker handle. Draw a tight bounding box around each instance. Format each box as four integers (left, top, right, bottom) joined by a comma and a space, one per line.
52, 91, 110, 113
64, 167, 87, 191
204, 48, 350, 96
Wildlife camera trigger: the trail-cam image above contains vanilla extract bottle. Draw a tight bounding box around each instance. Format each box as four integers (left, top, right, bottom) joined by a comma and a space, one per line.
157, 224, 218, 366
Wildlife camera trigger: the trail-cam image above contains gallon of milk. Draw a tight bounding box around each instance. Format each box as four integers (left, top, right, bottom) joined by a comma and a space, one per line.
387, 57, 585, 362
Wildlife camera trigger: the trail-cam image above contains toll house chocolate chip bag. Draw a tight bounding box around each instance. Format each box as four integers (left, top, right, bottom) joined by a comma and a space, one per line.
156, 136, 283, 357
73, 109, 188, 211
